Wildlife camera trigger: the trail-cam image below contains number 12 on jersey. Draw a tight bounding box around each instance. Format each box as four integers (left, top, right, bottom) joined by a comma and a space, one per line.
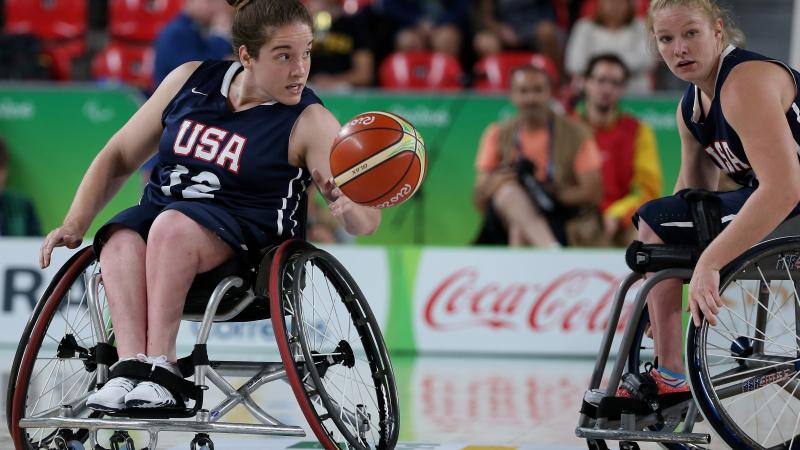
161, 164, 222, 199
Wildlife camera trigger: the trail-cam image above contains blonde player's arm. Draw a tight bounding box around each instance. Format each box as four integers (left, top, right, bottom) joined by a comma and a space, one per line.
688, 61, 800, 326
673, 100, 719, 193
292, 104, 381, 236
40, 61, 202, 268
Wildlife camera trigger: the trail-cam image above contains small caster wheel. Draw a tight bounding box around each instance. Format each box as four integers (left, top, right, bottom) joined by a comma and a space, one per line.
54, 432, 86, 450
619, 441, 640, 450
190, 433, 215, 450
586, 439, 609, 450
110, 431, 136, 450
67, 441, 87, 450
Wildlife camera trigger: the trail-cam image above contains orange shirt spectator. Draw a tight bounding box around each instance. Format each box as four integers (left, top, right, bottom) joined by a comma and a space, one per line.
476, 123, 602, 183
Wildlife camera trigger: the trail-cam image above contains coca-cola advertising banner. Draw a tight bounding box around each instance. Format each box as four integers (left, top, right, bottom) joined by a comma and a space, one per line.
413, 249, 633, 355
0, 239, 636, 356
0, 240, 390, 350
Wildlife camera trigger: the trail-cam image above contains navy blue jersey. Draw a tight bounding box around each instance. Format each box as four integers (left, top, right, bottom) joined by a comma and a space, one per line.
143, 60, 321, 239
681, 46, 800, 188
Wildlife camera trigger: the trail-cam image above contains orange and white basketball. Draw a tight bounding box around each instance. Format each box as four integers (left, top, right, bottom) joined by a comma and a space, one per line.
330, 111, 427, 208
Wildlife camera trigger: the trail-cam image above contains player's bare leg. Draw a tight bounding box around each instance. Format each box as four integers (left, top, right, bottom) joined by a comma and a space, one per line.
144, 210, 233, 362
493, 181, 560, 247
99, 227, 148, 359
639, 220, 684, 373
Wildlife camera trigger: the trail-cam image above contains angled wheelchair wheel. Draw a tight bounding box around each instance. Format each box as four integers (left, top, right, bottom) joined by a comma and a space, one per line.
687, 236, 800, 449
270, 240, 399, 450
8, 246, 107, 450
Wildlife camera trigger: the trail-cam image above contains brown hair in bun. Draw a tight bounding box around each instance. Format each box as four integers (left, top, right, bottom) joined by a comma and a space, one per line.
230, 0, 313, 58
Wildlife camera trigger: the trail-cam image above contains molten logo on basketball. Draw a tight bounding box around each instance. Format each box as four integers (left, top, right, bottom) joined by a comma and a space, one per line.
348, 115, 375, 127
377, 184, 412, 209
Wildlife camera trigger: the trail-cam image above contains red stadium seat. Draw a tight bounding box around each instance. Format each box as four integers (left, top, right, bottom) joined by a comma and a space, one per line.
92, 42, 155, 90
473, 52, 559, 93
379, 51, 463, 91
109, 0, 183, 43
4, 0, 87, 41
43, 39, 87, 80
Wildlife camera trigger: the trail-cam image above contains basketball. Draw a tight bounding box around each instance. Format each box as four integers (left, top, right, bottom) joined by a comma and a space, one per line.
330, 111, 427, 208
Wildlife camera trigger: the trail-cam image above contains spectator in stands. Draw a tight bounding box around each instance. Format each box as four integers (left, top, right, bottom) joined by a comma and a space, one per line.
576, 54, 661, 246
306, 0, 374, 89
565, 0, 654, 94
0, 138, 42, 237
381, 0, 469, 58
472, 0, 563, 77
474, 64, 604, 247
152, 0, 235, 87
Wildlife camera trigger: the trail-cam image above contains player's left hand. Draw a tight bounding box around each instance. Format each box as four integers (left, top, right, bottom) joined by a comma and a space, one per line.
311, 168, 357, 217
687, 264, 722, 327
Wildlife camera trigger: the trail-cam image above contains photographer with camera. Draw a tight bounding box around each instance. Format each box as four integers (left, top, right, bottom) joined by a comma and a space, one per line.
473, 64, 605, 247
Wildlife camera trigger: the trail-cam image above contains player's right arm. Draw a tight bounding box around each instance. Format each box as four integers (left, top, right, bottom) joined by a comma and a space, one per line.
40, 61, 202, 268
673, 100, 719, 193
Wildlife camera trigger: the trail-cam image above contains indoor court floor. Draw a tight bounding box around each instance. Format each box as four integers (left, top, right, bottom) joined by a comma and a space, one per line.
0, 347, 725, 449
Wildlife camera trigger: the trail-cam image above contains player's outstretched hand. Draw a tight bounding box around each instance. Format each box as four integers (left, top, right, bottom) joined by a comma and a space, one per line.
40, 225, 84, 269
687, 264, 722, 327
311, 168, 357, 217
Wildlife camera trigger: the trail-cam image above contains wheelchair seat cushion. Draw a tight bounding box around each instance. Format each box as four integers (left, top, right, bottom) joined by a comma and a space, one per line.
183, 257, 254, 316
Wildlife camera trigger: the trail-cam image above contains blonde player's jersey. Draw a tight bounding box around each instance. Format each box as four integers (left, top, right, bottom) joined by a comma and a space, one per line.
143, 60, 322, 239
680, 46, 800, 188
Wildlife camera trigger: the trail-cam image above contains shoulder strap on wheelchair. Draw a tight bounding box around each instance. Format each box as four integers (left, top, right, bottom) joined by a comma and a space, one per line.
682, 189, 722, 249
175, 344, 209, 378
625, 240, 699, 273
95, 342, 119, 367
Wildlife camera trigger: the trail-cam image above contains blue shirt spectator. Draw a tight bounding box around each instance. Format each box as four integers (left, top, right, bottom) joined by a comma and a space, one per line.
152, 2, 233, 87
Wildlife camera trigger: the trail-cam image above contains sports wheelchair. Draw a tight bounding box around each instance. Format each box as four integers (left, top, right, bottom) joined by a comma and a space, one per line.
576, 190, 800, 450
7, 239, 399, 450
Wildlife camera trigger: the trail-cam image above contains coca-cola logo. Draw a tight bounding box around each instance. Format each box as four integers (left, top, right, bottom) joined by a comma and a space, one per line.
423, 267, 631, 333
377, 183, 413, 209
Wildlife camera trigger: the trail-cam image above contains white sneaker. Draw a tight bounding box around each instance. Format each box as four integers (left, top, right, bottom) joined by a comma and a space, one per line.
124, 355, 185, 408
124, 381, 178, 408
87, 377, 137, 412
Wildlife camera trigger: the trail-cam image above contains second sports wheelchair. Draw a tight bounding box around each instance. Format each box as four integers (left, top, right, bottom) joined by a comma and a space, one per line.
577, 190, 800, 450
7, 239, 399, 450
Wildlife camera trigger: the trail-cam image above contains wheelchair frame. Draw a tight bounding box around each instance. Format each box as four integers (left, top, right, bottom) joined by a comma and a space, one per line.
577, 235, 800, 450
9, 239, 398, 450
575, 267, 710, 448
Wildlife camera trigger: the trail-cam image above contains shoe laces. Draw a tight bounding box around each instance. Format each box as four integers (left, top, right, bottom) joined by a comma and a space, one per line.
136, 353, 174, 375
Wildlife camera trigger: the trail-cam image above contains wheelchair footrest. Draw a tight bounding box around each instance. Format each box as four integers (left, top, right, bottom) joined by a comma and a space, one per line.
103, 407, 200, 419
582, 391, 693, 421
575, 427, 711, 444
19, 416, 307, 437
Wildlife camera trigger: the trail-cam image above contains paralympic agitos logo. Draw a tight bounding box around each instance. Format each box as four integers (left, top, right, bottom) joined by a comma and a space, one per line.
422, 268, 631, 333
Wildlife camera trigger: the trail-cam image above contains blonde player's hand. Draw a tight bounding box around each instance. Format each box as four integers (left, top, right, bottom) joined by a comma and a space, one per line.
40, 225, 84, 269
687, 264, 722, 327
311, 168, 355, 217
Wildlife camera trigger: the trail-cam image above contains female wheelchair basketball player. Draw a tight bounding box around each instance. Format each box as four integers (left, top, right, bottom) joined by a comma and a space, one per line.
579, 1, 800, 449
13, 0, 399, 448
